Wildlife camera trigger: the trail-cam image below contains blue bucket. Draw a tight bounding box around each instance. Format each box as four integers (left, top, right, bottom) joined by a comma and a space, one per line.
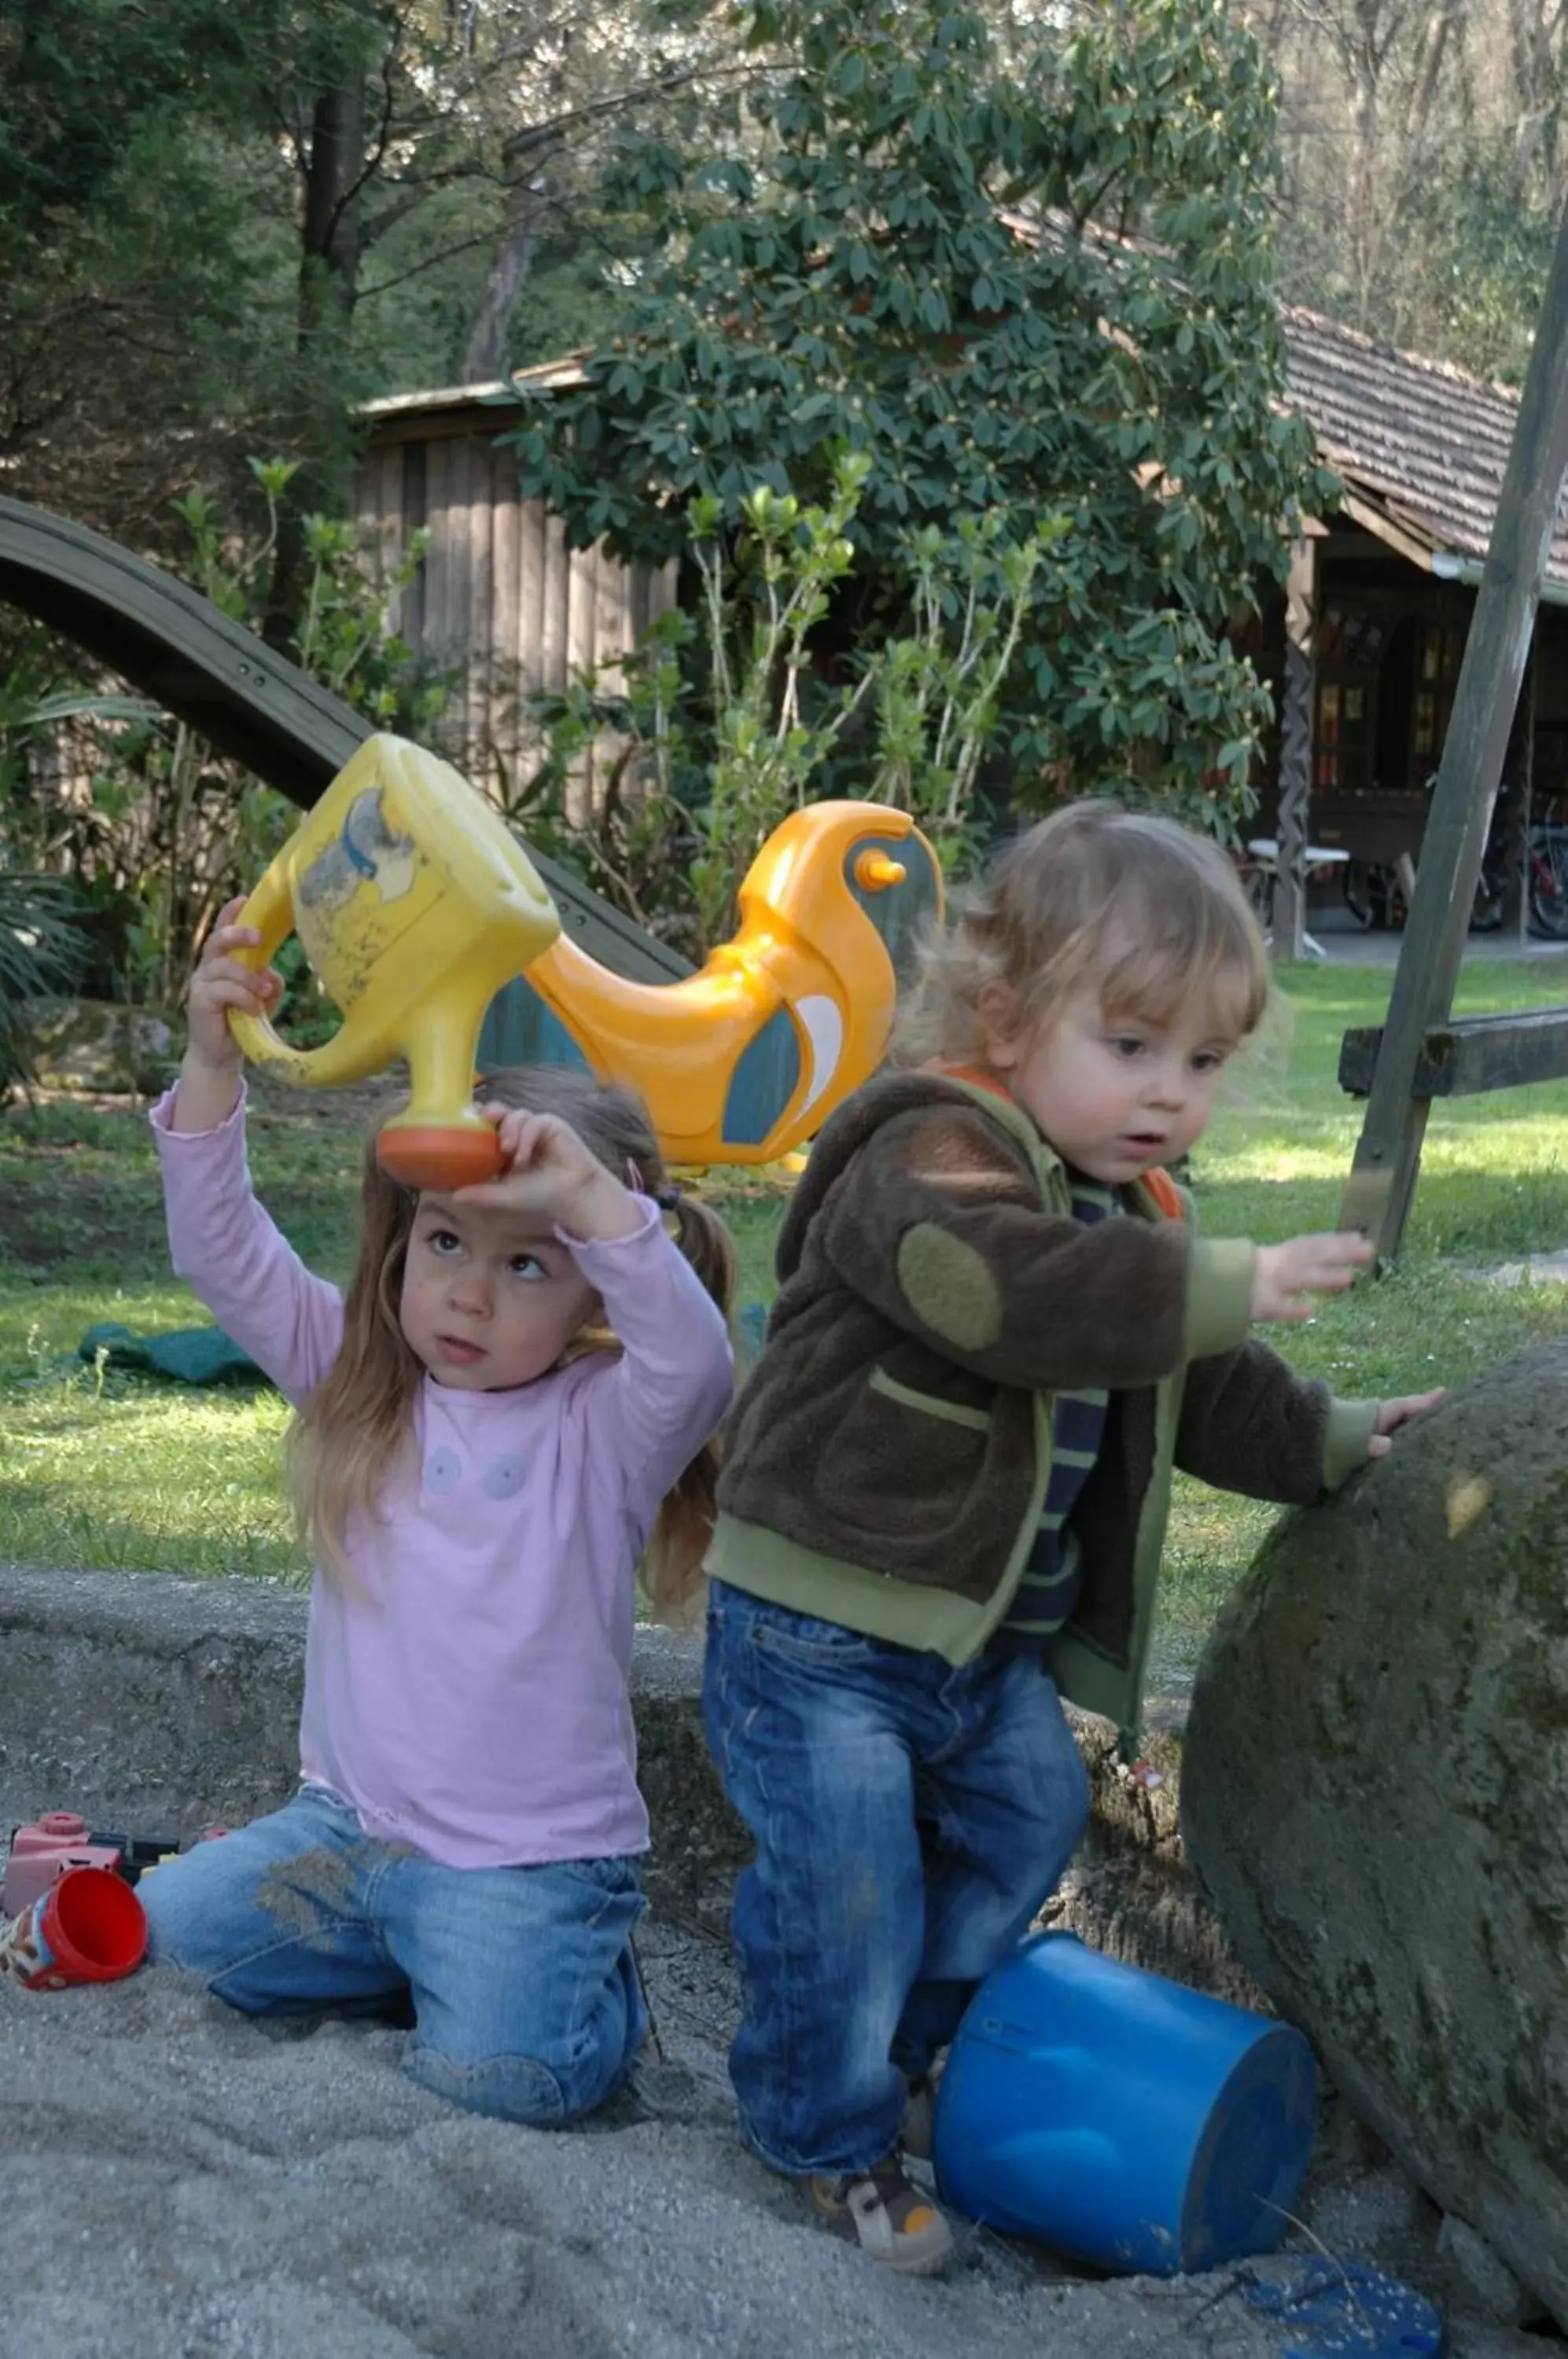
933, 1931, 1316, 2275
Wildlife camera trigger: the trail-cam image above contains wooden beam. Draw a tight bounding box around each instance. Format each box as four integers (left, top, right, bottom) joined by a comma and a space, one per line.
1340, 1007, 1568, 1099
1275, 539, 1316, 960
1339, 198, 1568, 1258
1336, 490, 1439, 573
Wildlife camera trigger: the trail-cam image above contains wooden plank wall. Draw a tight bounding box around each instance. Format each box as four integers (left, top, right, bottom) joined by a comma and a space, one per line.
352, 423, 676, 819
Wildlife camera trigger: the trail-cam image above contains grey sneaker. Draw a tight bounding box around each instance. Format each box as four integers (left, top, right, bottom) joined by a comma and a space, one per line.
809, 2151, 955, 2276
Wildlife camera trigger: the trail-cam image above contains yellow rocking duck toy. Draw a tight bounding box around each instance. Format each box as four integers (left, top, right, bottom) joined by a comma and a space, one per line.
227, 734, 941, 1183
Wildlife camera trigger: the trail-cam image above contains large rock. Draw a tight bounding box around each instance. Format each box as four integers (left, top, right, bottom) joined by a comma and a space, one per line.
1182, 1343, 1568, 2328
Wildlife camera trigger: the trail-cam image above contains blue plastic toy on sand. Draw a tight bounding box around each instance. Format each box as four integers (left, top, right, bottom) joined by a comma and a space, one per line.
933, 1930, 1317, 2275
1238, 2257, 1447, 2357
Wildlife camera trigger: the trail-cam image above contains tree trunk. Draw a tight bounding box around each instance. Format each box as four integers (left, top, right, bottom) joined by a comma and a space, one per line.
461, 184, 546, 383
298, 81, 366, 355
266, 76, 368, 652
1275, 539, 1316, 961
1349, 44, 1383, 326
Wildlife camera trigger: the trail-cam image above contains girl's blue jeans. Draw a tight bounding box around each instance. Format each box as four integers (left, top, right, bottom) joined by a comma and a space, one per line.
702, 1578, 1090, 2180
138, 1782, 646, 2127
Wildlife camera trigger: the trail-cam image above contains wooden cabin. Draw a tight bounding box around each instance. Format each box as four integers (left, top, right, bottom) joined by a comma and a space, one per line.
354, 363, 674, 811
352, 310, 1568, 863
1246, 309, 1568, 874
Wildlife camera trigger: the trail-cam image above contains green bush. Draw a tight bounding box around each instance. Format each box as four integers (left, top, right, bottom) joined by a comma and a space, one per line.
0, 869, 88, 1090
518, 453, 1059, 953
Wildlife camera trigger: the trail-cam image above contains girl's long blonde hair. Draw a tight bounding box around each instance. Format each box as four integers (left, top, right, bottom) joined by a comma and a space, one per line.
285, 1064, 736, 1623
895, 799, 1271, 1065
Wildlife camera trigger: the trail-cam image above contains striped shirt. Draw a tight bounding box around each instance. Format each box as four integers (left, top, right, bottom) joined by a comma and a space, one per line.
989, 1175, 1117, 1657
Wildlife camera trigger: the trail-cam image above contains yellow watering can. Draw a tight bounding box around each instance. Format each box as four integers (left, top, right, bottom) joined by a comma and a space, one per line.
227, 734, 559, 1191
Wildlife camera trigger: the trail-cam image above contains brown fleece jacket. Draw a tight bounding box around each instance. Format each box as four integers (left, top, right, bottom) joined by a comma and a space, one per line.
710, 1071, 1376, 1693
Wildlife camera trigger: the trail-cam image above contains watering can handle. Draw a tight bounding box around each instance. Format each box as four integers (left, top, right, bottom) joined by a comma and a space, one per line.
225, 864, 372, 1084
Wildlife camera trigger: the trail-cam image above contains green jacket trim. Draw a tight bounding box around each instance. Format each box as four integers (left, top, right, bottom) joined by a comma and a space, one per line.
1323, 1395, 1382, 1489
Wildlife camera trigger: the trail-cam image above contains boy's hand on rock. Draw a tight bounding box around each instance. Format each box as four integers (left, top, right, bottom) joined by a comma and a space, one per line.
1250, 1231, 1374, 1324
1366, 1389, 1447, 1459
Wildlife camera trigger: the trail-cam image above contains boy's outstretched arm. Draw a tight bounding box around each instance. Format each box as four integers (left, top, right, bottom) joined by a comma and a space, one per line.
812, 1107, 1381, 1398
1176, 1338, 1445, 1503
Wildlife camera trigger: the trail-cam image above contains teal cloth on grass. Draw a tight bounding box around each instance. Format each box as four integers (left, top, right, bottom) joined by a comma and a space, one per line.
77, 1307, 774, 1390
77, 1322, 270, 1386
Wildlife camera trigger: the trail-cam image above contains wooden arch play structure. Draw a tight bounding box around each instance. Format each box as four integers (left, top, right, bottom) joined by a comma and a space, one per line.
0, 495, 687, 988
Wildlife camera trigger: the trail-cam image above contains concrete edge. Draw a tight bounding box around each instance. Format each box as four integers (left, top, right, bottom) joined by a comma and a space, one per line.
0, 1562, 1238, 1984
0, 1563, 753, 1932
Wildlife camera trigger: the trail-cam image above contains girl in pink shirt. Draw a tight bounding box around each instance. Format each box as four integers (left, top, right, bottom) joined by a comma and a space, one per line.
140, 903, 735, 2126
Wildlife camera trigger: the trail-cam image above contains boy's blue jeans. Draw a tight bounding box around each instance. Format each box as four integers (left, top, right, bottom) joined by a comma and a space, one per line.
702, 1579, 1089, 2180
138, 1783, 646, 2126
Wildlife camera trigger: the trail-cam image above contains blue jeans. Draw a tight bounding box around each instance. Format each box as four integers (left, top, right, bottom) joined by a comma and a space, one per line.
139, 1783, 646, 2126
702, 1581, 1090, 2178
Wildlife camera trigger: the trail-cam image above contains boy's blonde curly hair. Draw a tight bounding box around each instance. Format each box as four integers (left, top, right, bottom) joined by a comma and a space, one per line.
895, 800, 1270, 1066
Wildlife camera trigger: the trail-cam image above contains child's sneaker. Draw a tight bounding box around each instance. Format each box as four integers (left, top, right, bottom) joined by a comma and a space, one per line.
808, 2151, 955, 2276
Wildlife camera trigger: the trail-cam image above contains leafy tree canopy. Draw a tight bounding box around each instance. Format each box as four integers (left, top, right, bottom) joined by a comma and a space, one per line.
0, 0, 346, 535
509, 0, 1334, 810
0, 0, 749, 556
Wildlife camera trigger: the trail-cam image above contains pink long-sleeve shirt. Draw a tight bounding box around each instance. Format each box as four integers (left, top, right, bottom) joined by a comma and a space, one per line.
151, 1087, 733, 1869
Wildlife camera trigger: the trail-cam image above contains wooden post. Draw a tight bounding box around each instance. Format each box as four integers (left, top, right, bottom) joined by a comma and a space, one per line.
1274, 541, 1315, 961
1339, 198, 1568, 1257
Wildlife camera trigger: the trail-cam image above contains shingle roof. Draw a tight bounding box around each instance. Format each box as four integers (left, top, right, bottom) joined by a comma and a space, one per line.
1281, 304, 1568, 599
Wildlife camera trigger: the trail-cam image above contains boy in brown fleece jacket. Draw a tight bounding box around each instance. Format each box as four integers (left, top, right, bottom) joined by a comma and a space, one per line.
701, 801, 1444, 2276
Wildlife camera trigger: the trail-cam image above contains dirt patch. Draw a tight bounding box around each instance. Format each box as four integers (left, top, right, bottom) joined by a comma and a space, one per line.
0, 1915, 1555, 2359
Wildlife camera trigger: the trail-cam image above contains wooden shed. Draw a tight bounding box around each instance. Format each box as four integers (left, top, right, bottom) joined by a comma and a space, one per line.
354, 361, 674, 809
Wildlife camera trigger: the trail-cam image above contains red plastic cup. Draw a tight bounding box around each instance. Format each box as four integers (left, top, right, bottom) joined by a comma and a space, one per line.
0, 1865, 148, 1989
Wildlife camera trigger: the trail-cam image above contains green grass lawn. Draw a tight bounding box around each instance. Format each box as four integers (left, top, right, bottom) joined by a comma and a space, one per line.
5, 957, 1568, 1691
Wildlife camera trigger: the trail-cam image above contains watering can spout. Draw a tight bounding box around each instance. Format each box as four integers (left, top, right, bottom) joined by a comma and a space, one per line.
227, 735, 560, 1189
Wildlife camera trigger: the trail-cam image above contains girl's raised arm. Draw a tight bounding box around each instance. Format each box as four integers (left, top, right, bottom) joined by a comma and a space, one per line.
153, 902, 343, 1403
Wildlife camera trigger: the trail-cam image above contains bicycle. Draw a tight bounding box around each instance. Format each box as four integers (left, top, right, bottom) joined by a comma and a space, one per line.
1338, 785, 1568, 938
1527, 804, 1568, 938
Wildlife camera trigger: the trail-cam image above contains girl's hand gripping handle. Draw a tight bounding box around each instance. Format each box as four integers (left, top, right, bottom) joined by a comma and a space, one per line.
225, 863, 385, 1089
175, 898, 285, 1132
224, 861, 300, 1073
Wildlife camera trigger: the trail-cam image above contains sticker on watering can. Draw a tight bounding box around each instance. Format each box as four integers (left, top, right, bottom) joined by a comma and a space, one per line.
1236, 2258, 1445, 2357
298, 789, 417, 916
